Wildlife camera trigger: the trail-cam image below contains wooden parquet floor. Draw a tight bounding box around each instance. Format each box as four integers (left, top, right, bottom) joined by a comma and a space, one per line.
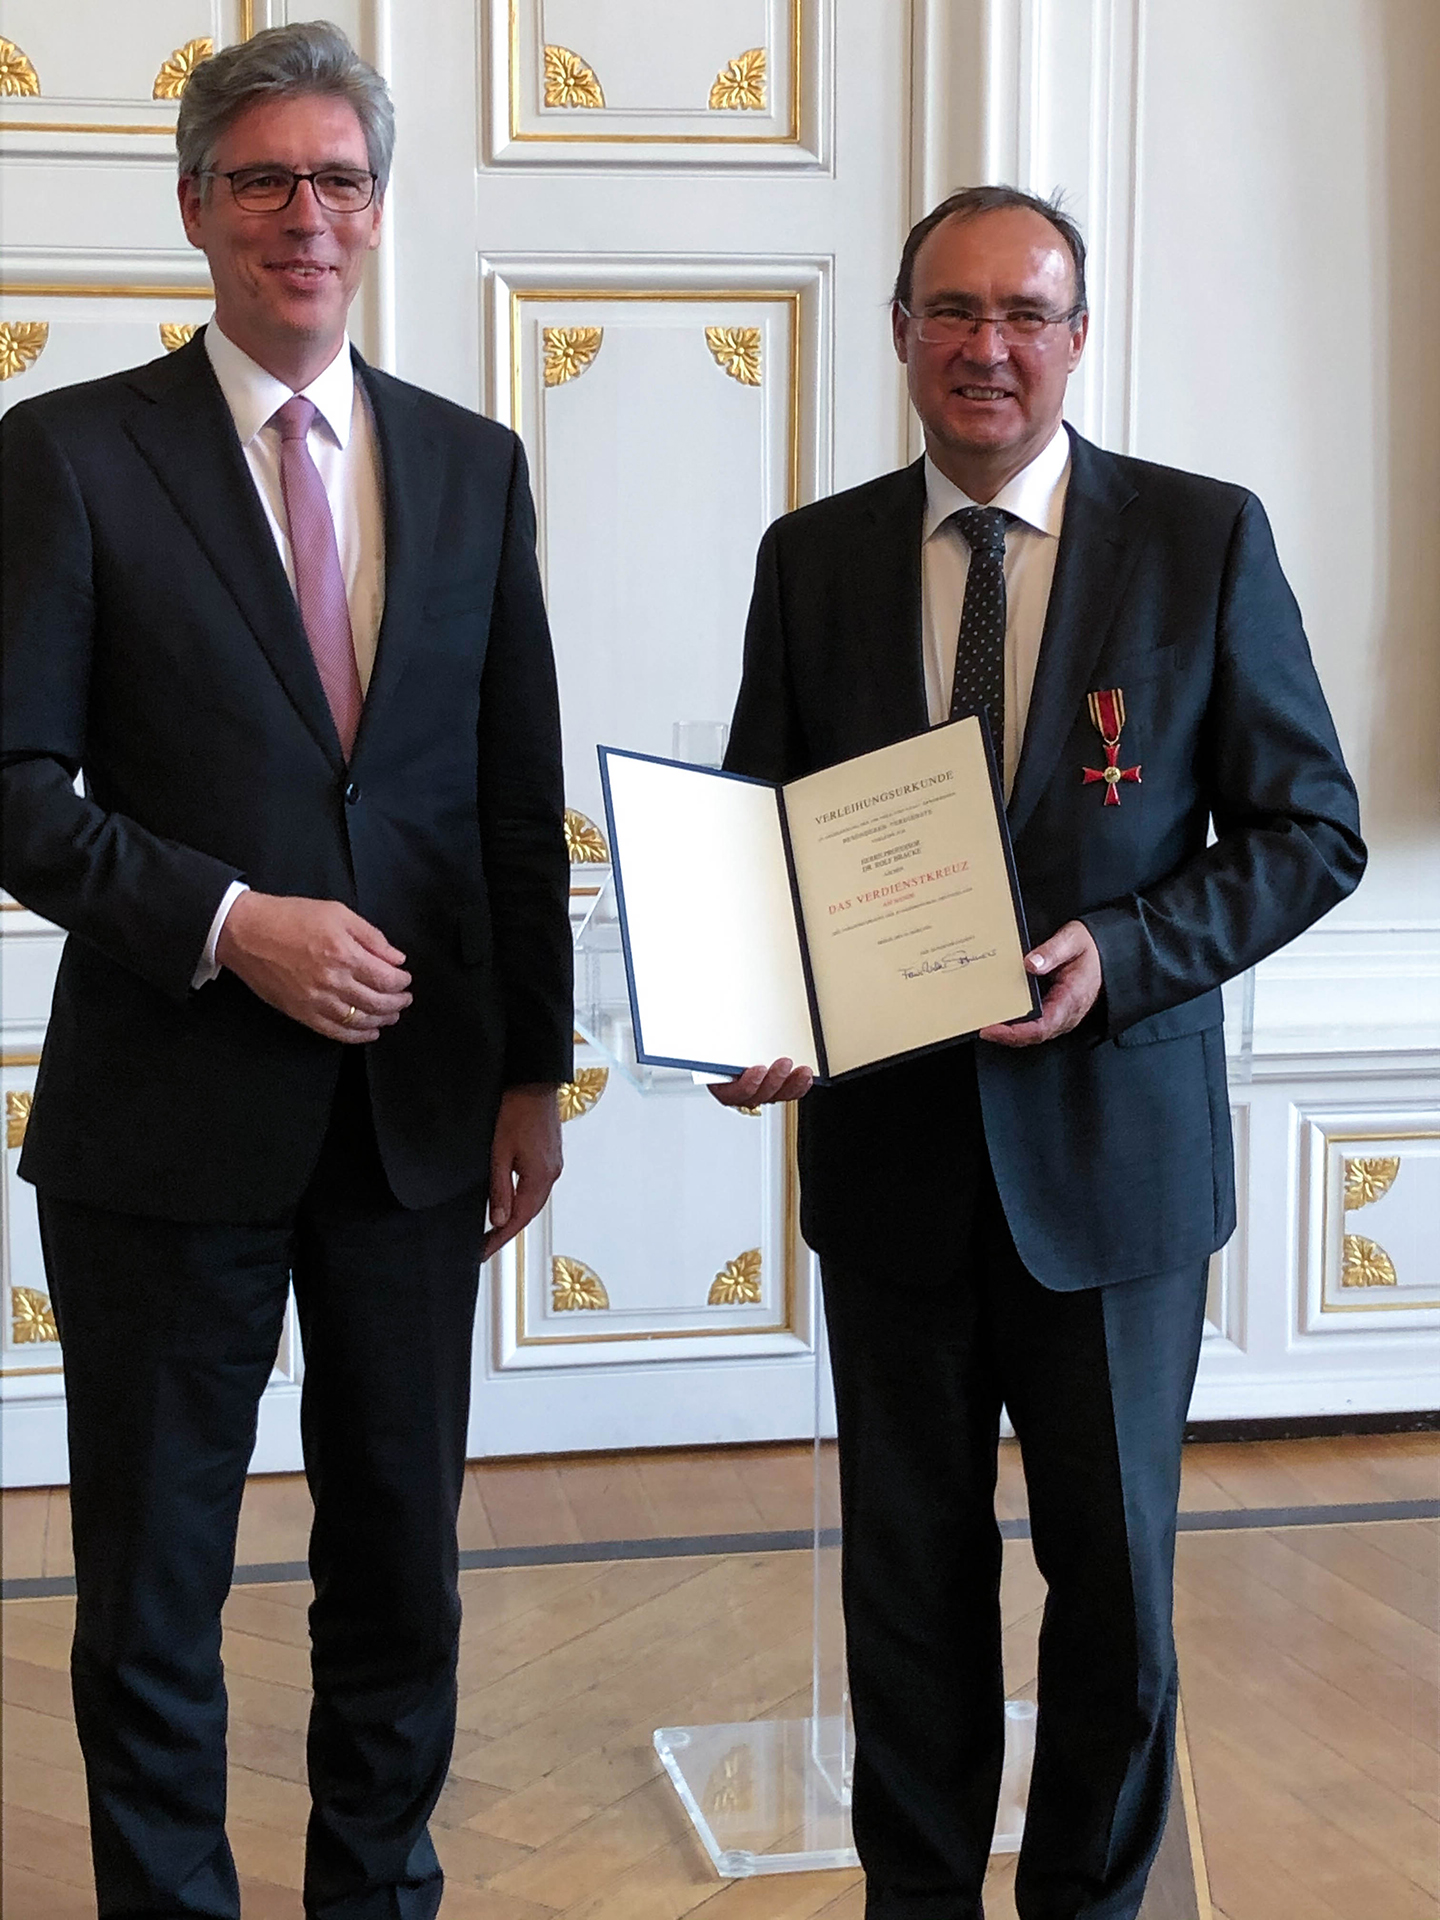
3, 1435, 1438, 1919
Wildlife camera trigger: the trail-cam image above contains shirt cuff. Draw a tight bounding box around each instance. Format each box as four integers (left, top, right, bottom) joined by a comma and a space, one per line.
192, 880, 249, 988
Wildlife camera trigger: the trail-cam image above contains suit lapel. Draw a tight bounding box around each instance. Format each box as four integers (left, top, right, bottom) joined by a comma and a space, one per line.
349, 357, 442, 763
1006, 428, 1141, 843
851, 459, 929, 748
122, 333, 346, 770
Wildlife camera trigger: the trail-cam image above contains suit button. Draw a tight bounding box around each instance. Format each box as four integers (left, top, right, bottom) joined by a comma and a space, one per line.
344, 781, 361, 805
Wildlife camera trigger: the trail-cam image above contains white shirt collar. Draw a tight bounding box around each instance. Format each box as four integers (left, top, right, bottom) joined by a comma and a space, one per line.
923, 420, 1071, 541
204, 321, 356, 450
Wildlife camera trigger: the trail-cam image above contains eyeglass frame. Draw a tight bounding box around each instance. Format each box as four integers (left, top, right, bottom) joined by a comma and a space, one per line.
199, 165, 380, 214
895, 299, 1086, 346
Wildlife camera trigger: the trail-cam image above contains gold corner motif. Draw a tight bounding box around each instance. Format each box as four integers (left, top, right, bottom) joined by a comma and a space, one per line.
1340, 1234, 1398, 1289
557, 1067, 609, 1122
705, 325, 762, 387
0, 322, 49, 381
159, 322, 198, 353
736, 1105, 761, 1117
1343, 1155, 1400, 1210
543, 45, 604, 109
543, 325, 603, 388
11, 1286, 58, 1345
564, 807, 609, 865
0, 37, 40, 95
709, 1248, 762, 1306
153, 37, 213, 100
5, 1089, 32, 1149
709, 48, 767, 111
552, 1255, 609, 1311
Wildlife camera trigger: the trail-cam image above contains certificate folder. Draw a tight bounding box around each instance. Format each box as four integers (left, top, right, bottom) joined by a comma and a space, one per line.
597, 718, 1039, 1084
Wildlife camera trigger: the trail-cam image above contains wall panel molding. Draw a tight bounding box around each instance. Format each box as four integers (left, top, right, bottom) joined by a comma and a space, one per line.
0, 1, 252, 140
483, 0, 832, 170
492, 1100, 812, 1371
1299, 1106, 1440, 1334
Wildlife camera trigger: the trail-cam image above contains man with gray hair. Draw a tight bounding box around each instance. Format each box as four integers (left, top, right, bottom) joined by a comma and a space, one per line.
1, 22, 572, 1918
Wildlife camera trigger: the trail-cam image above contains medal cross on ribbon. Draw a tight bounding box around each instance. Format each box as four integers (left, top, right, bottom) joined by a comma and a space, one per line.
1083, 688, 1141, 805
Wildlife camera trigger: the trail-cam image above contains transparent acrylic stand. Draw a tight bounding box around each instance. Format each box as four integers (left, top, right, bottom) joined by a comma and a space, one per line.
652, 1268, 1037, 1876
1223, 964, 1256, 1085
571, 871, 700, 1096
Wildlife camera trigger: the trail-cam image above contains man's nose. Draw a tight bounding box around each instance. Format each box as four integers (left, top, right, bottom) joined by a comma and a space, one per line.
960, 319, 1009, 362
285, 179, 328, 226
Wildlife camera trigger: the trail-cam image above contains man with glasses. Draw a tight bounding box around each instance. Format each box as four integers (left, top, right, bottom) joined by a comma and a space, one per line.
1, 23, 570, 1919
712, 188, 1364, 1917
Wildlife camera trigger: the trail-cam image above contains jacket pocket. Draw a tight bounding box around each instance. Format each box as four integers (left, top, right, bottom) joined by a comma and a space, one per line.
1113, 987, 1223, 1047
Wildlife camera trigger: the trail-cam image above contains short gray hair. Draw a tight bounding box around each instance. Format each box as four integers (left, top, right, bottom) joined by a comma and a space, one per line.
177, 21, 394, 191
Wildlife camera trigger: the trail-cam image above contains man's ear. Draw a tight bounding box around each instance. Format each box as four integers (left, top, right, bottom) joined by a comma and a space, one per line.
891, 301, 910, 365
177, 174, 205, 251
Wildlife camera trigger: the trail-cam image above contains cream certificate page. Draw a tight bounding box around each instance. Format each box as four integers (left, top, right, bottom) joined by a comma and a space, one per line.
601, 752, 819, 1073
785, 719, 1033, 1076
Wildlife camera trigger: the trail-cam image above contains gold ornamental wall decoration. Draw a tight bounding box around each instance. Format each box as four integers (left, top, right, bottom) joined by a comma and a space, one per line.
709, 48, 767, 111
543, 325, 603, 388
5, 1089, 33, 1148
153, 37, 214, 100
708, 1248, 762, 1306
552, 1255, 610, 1311
0, 37, 40, 95
1343, 1155, 1400, 1210
705, 325, 762, 387
557, 1066, 609, 1122
543, 45, 604, 108
0, 322, 49, 381
159, 323, 198, 353
1340, 1234, 1398, 1289
12, 1286, 58, 1344
564, 806, 609, 864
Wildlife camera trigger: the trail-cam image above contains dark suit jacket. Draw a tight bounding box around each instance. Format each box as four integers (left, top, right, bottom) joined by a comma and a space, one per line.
0, 330, 572, 1221
725, 429, 1365, 1289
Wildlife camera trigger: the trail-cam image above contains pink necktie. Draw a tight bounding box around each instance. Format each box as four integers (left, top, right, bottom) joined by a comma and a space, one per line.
271, 395, 363, 758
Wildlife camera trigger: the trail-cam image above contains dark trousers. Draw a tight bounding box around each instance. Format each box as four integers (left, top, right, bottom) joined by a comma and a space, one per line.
38, 1058, 488, 1920
822, 1156, 1207, 1920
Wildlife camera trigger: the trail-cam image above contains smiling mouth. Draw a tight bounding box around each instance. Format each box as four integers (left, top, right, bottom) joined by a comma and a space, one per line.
955, 385, 1013, 401
269, 261, 332, 279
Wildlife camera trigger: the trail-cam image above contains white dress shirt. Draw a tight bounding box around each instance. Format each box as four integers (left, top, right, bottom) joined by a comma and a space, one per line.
195, 323, 387, 983
921, 422, 1071, 799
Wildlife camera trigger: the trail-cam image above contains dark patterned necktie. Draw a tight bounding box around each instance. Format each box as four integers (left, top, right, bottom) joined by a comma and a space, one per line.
947, 506, 1012, 774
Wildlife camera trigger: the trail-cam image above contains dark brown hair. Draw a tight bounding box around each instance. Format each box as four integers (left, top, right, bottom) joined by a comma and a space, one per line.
893, 186, 1088, 316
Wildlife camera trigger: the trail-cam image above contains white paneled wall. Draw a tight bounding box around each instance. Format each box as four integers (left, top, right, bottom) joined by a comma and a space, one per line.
1, 1, 1435, 1484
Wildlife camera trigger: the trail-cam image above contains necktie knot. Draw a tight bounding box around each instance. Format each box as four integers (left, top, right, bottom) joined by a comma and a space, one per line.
271, 394, 317, 444
953, 505, 1011, 558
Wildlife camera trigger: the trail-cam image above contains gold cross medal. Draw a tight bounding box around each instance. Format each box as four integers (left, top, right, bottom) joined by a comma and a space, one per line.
1082, 688, 1141, 805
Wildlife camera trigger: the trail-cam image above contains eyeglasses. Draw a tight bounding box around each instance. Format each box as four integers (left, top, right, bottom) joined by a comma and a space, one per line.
897, 302, 1083, 346
203, 166, 379, 213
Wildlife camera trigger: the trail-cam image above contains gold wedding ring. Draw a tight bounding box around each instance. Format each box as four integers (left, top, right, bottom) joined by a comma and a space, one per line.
341, 1004, 358, 1026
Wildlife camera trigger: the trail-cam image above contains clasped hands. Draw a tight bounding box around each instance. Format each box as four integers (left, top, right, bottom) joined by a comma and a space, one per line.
707, 919, 1102, 1109
215, 890, 560, 1256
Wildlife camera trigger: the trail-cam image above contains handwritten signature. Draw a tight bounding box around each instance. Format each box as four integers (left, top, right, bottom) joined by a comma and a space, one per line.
899, 948, 996, 980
